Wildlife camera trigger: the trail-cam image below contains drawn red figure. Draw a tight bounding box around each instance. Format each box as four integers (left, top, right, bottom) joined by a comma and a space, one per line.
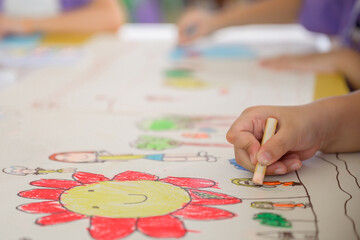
17, 171, 241, 240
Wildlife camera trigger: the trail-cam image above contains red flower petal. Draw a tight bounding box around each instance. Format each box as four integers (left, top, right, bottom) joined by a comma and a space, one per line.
188, 189, 241, 205
173, 204, 235, 220
31, 179, 81, 189
137, 215, 186, 238
112, 171, 158, 181
19, 189, 64, 200
36, 211, 87, 225
17, 201, 66, 214
89, 217, 136, 240
73, 172, 109, 184
160, 177, 216, 188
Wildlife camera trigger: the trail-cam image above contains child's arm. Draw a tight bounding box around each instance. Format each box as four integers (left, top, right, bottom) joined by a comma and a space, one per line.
261, 48, 360, 90
211, 0, 302, 29
178, 0, 302, 45
226, 90, 360, 175
0, 0, 124, 35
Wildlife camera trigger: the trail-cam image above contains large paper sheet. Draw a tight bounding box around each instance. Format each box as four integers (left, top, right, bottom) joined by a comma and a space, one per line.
0, 26, 358, 240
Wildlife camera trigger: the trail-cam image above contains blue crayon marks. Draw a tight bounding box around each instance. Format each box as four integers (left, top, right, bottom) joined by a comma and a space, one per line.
170, 47, 197, 61
1, 33, 43, 48
229, 159, 250, 171
170, 44, 256, 61
203, 45, 255, 59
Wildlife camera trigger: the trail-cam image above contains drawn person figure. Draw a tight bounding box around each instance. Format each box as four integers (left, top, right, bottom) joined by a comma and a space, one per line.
3, 166, 76, 176
251, 201, 311, 210
49, 151, 217, 163
231, 178, 302, 188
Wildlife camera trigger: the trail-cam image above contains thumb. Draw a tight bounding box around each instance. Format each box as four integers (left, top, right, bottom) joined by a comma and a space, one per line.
256, 128, 297, 166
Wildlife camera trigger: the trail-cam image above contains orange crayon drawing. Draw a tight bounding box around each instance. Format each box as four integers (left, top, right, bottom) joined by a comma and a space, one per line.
231, 178, 302, 188
251, 201, 311, 210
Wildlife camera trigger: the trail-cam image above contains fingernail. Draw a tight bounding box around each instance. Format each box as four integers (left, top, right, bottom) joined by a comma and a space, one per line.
258, 152, 272, 165
274, 167, 286, 175
290, 163, 301, 171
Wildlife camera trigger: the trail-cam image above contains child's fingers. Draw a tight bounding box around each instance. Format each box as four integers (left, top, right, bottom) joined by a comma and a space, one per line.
282, 156, 302, 172
265, 160, 287, 175
257, 128, 297, 166
230, 131, 261, 165
265, 154, 302, 175
260, 56, 297, 70
234, 148, 254, 171
178, 24, 202, 45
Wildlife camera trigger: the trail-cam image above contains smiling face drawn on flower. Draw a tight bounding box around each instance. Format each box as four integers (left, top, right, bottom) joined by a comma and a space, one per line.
49, 152, 97, 163
60, 180, 191, 218
18, 171, 242, 239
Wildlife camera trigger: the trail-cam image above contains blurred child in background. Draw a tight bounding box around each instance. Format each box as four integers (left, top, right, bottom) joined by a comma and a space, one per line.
178, 0, 360, 90
0, 0, 124, 37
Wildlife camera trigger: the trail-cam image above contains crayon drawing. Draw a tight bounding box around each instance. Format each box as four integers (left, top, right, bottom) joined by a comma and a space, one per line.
3, 166, 77, 176
229, 159, 250, 172
257, 231, 316, 240
231, 178, 302, 188
250, 201, 311, 211
181, 132, 211, 139
49, 151, 217, 163
17, 171, 241, 240
0, 46, 83, 68
133, 135, 232, 151
164, 69, 208, 90
308, 153, 360, 240
137, 115, 234, 132
170, 44, 256, 61
253, 213, 292, 228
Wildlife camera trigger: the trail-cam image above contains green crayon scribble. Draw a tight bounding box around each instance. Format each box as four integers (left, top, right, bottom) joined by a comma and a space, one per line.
253, 212, 292, 228
139, 117, 193, 131
191, 191, 223, 200
165, 69, 193, 78
148, 118, 178, 131
135, 136, 179, 150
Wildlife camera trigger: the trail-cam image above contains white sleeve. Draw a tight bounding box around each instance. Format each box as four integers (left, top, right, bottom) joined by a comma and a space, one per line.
3, 0, 61, 18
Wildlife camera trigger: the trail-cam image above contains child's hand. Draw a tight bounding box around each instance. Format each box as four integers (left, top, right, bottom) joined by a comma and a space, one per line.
260, 49, 360, 90
177, 8, 215, 45
260, 52, 339, 73
0, 16, 32, 36
226, 105, 325, 175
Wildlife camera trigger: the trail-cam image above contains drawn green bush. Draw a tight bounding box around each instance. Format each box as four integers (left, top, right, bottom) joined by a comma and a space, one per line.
253, 212, 292, 228
135, 136, 179, 150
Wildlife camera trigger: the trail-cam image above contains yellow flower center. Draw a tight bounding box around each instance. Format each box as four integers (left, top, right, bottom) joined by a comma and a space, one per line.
60, 180, 191, 218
